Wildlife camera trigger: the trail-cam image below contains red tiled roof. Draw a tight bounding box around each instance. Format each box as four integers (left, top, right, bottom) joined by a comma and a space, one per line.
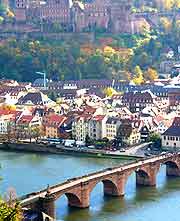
92, 115, 106, 122
18, 115, 34, 124
0, 110, 11, 116
45, 114, 67, 128
154, 115, 164, 123
83, 106, 96, 114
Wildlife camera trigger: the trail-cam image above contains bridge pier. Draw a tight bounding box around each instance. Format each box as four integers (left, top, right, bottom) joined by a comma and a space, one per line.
103, 176, 125, 197
67, 182, 90, 208
136, 165, 158, 187
39, 194, 56, 220
136, 172, 156, 186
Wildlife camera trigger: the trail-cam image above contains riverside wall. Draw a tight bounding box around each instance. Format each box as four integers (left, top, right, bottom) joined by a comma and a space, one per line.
0, 143, 142, 160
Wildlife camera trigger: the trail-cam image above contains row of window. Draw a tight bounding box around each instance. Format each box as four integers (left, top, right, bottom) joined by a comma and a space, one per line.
106, 125, 116, 128
16, 3, 25, 7
123, 99, 152, 103
164, 136, 180, 141
106, 129, 116, 133
106, 134, 115, 138
166, 142, 177, 146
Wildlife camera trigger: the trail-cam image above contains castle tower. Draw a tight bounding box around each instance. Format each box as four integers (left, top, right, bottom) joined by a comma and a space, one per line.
110, 0, 133, 33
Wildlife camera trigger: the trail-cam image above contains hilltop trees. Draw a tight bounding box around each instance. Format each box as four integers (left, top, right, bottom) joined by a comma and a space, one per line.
0, 23, 179, 83
0, 39, 135, 82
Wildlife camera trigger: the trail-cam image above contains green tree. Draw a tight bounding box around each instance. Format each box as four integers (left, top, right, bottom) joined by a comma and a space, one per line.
148, 133, 161, 143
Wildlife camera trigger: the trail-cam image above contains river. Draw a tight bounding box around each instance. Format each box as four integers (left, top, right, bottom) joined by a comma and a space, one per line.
0, 150, 180, 221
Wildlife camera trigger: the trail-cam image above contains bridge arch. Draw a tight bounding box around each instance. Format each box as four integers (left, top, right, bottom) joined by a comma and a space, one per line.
164, 160, 180, 177
89, 178, 121, 197
102, 179, 120, 196
136, 169, 151, 186
65, 193, 82, 208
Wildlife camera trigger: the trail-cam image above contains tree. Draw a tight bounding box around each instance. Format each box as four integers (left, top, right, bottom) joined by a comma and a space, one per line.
85, 135, 92, 146
103, 87, 117, 97
144, 67, 158, 81
148, 132, 161, 149
49, 91, 57, 101
132, 65, 144, 85
160, 17, 172, 33
0, 188, 22, 221
149, 133, 161, 142
0, 4, 7, 16
30, 127, 41, 142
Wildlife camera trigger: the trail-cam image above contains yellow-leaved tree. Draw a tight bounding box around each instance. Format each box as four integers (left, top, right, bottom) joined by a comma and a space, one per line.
145, 68, 158, 81
0, 188, 22, 221
160, 17, 172, 33
103, 87, 117, 97
132, 66, 144, 85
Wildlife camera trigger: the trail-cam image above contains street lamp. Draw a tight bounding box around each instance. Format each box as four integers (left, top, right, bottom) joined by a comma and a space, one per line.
36, 71, 47, 90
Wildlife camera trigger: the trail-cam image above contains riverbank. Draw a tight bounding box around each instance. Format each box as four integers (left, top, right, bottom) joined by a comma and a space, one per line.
0, 142, 143, 160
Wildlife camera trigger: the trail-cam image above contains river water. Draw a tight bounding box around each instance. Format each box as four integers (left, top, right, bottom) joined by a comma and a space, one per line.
0, 150, 180, 221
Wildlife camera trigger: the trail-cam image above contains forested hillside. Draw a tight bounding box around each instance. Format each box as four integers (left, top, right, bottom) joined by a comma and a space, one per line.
0, 0, 179, 82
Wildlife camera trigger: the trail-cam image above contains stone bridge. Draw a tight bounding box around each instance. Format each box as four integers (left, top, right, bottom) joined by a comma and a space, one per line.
20, 153, 180, 219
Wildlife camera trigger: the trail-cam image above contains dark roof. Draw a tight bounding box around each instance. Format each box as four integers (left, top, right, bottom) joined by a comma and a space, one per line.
127, 85, 169, 94
87, 88, 105, 98
122, 91, 153, 102
163, 126, 180, 136
33, 78, 48, 86
163, 117, 180, 136
106, 117, 119, 124
18, 92, 43, 105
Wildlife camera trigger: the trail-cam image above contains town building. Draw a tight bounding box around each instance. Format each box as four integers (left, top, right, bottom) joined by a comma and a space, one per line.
106, 117, 121, 140
43, 114, 67, 138
16, 114, 42, 139
72, 114, 91, 141
117, 118, 142, 146
122, 91, 157, 113
17, 91, 55, 106
168, 88, 180, 111
88, 115, 107, 140
162, 117, 180, 149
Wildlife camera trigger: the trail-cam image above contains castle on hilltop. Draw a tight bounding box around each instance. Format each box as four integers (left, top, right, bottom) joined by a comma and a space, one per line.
13, 0, 149, 34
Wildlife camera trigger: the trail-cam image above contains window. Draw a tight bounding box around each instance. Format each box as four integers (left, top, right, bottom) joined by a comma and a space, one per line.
164, 136, 166, 140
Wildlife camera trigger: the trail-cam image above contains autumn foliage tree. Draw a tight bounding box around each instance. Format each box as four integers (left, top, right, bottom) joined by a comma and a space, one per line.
160, 17, 172, 33
145, 68, 158, 81
0, 188, 22, 221
103, 87, 117, 97
133, 66, 144, 85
